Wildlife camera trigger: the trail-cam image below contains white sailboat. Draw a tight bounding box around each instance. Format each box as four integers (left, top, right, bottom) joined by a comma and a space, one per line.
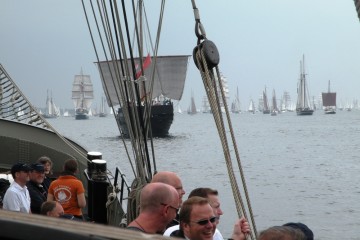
296, 55, 314, 116
248, 99, 255, 114
231, 87, 241, 114
99, 96, 107, 117
43, 90, 59, 118
177, 104, 183, 114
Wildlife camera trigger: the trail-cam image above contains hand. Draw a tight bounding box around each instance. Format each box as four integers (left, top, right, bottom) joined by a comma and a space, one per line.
231, 217, 250, 240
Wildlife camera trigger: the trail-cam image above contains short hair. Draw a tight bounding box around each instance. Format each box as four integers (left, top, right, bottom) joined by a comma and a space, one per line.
179, 196, 209, 224
37, 156, 53, 166
188, 188, 218, 199
259, 226, 306, 240
283, 222, 314, 240
140, 183, 174, 212
64, 159, 78, 173
41, 201, 57, 215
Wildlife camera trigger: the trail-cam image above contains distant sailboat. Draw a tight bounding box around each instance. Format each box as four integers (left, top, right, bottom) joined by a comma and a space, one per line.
177, 104, 183, 114
188, 92, 197, 115
296, 55, 314, 116
248, 99, 255, 114
71, 70, 94, 120
231, 87, 241, 114
262, 87, 270, 114
63, 110, 70, 117
43, 90, 59, 119
99, 96, 107, 117
271, 89, 278, 116
322, 80, 336, 114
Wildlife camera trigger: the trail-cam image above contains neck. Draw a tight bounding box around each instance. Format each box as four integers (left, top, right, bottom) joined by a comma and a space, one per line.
131, 214, 165, 234
15, 180, 26, 188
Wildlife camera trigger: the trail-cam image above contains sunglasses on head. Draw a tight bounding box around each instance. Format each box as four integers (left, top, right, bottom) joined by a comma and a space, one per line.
192, 216, 217, 225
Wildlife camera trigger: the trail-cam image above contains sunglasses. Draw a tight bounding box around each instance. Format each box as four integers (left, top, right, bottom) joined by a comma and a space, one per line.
191, 216, 217, 226
160, 203, 179, 212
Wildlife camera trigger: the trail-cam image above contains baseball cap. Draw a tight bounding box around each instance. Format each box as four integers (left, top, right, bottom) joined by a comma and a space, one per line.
30, 163, 45, 173
11, 163, 32, 175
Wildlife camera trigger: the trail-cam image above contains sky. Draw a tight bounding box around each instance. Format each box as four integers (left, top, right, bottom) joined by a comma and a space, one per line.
1, 0, 360, 111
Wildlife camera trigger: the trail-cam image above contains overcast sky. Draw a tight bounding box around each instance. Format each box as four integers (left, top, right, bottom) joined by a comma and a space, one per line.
1, 0, 360, 111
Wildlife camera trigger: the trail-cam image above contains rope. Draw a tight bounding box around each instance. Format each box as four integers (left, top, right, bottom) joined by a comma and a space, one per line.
191, 1, 258, 238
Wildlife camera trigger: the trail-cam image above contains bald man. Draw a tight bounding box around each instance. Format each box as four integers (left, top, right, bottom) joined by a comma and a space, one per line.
152, 171, 186, 228
127, 182, 180, 234
151, 171, 186, 205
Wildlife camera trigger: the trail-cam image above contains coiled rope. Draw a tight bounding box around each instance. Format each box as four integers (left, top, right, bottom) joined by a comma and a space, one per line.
191, 1, 257, 239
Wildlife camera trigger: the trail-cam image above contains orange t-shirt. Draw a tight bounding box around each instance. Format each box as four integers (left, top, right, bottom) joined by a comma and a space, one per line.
48, 175, 85, 216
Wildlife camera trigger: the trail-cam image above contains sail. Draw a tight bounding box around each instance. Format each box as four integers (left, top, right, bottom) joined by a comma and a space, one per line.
322, 81, 336, 107
263, 91, 268, 110
296, 56, 312, 110
322, 92, 336, 107
96, 55, 190, 106
71, 74, 94, 109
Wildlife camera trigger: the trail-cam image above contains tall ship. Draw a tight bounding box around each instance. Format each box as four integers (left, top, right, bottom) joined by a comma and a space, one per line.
71, 70, 94, 120
322, 80, 336, 114
296, 55, 314, 116
42, 90, 60, 119
201, 95, 211, 113
216, 73, 230, 113
280, 91, 292, 112
262, 87, 270, 114
97, 55, 190, 136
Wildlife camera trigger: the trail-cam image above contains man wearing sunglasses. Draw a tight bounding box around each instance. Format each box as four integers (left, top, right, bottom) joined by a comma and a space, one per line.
164, 188, 224, 240
180, 196, 217, 240
178, 197, 249, 240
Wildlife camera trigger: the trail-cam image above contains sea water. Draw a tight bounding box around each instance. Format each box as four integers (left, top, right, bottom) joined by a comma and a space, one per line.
48, 110, 360, 240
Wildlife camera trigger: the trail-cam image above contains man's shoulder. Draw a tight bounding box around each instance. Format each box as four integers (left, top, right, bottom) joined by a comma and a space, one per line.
163, 224, 180, 236
214, 229, 224, 240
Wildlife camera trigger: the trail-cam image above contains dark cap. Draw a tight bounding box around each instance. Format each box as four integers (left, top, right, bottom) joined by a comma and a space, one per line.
11, 163, 32, 175
283, 222, 314, 240
30, 163, 45, 173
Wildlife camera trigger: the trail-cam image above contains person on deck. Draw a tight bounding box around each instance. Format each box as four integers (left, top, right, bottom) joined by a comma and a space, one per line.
127, 182, 180, 234
41, 200, 64, 217
27, 163, 47, 214
37, 156, 54, 190
47, 159, 86, 220
177, 197, 250, 240
164, 187, 224, 240
258, 226, 306, 240
2, 163, 32, 213
151, 171, 186, 228
283, 222, 314, 240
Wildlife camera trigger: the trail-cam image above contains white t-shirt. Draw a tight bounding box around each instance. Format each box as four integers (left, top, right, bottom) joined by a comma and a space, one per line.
163, 224, 224, 240
3, 181, 31, 213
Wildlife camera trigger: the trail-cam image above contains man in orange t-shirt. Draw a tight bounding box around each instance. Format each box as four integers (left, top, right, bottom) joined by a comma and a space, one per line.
47, 159, 86, 219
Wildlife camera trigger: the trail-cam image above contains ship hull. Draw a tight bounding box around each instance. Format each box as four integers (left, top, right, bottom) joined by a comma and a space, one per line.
75, 109, 90, 120
296, 108, 314, 115
117, 103, 174, 137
